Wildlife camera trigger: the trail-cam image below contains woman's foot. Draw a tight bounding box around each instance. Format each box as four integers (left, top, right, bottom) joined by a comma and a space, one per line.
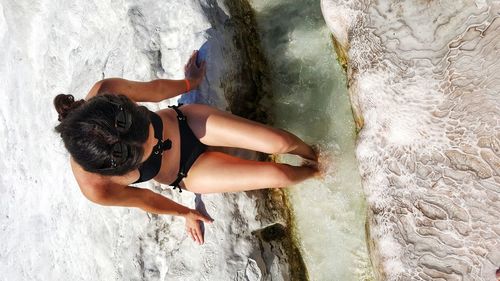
301, 157, 321, 178
308, 143, 341, 179
298, 144, 319, 171
303, 143, 319, 163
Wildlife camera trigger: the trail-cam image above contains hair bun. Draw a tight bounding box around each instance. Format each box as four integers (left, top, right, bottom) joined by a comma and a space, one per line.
54, 94, 85, 121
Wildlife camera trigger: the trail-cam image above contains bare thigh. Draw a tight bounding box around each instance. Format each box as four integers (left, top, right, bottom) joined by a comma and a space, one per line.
182, 151, 316, 194
179, 104, 297, 154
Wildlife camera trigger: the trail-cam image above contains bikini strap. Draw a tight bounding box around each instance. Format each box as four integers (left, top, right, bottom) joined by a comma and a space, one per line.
168, 104, 186, 121
170, 172, 185, 193
168, 104, 186, 193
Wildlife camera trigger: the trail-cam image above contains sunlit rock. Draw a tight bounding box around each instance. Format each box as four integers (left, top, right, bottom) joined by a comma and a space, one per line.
0, 0, 294, 280
322, 0, 500, 280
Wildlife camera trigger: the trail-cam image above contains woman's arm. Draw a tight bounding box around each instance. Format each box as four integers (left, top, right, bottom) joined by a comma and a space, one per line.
87, 184, 201, 218
86, 51, 206, 102
84, 184, 212, 244
93, 78, 191, 103
92, 184, 189, 215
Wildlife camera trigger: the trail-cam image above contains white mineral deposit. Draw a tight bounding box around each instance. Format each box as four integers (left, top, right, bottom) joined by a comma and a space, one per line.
322, 0, 500, 280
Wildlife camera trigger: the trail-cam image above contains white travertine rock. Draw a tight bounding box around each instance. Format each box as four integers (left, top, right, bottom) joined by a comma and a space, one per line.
322, 0, 500, 280
0, 0, 292, 280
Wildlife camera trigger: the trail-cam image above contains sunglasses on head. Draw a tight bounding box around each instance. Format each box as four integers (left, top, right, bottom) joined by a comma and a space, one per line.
105, 100, 132, 132
97, 99, 133, 170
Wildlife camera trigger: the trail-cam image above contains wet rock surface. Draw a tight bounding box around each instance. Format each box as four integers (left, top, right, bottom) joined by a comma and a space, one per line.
322, 1, 500, 280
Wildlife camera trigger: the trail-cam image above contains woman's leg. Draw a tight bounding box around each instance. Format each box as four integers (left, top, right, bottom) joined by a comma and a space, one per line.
180, 104, 317, 161
183, 151, 317, 193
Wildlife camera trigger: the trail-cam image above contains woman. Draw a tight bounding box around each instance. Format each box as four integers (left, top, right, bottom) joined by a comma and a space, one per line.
54, 51, 318, 245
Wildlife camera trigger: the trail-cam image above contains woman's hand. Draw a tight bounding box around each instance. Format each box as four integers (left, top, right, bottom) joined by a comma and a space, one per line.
184, 209, 213, 245
184, 50, 206, 89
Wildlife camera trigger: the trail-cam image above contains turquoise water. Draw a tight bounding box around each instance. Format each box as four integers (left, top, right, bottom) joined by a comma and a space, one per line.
250, 1, 375, 280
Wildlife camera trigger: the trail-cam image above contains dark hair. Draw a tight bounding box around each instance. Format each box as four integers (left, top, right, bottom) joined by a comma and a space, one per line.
54, 94, 150, 176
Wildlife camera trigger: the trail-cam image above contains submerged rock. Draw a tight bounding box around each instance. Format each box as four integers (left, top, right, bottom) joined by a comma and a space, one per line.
322, 0, 500, 280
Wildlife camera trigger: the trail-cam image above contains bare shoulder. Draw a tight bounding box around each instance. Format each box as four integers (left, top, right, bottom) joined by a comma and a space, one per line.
70, 157, 111, 203
70, 157, 154, 209
84, 80, 105, 101
69, 157, 139, 204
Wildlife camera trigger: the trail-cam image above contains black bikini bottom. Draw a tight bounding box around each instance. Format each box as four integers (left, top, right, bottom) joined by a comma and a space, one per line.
168, 104, 207, 192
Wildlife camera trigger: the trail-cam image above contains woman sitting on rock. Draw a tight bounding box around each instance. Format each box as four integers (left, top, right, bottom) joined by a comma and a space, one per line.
54, 51, 318, 245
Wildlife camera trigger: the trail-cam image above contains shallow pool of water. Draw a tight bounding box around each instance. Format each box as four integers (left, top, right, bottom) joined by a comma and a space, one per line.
250, 1, 375, 280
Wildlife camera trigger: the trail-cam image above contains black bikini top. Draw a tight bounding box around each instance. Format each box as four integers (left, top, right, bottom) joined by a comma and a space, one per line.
133, 111, 171, 183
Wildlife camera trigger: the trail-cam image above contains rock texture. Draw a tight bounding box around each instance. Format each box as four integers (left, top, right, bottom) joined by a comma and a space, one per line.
0, 0, 298, 280
321, 1, 500, 280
